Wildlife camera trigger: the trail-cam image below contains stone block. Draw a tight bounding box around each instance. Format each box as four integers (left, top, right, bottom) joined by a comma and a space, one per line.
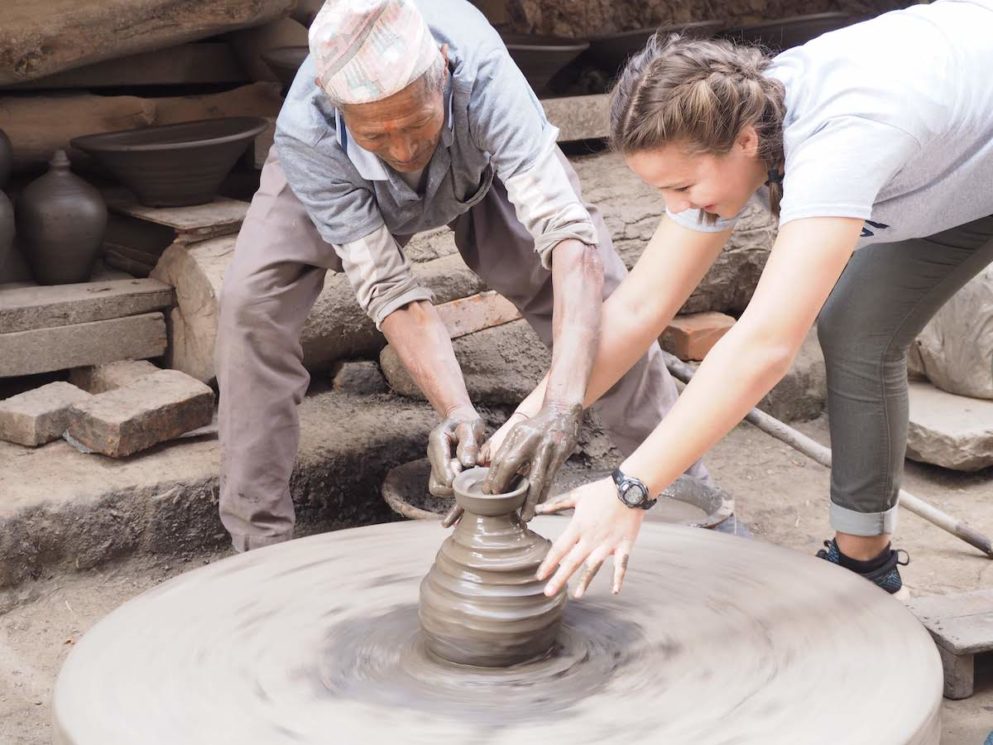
906, 381, 993, 471
0, 382, 92, 447
0, 312, 167, 378
381, 319, 550, 405
435, 291, 521, 339
331, 361, 389, 395
660, 312, 735, 361
66, 370, 214, 458
759, 328, 827, 423
70, 360, 161, 394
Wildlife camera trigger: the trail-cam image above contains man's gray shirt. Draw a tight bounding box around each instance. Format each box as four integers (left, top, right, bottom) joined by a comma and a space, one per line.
274, 0, 597, 326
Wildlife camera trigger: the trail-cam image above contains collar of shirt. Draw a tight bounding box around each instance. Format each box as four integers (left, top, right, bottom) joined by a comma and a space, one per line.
334, 72, 455, 183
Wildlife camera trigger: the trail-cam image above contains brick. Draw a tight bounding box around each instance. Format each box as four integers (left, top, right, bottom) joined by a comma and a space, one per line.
435, 291, 521, 339
331, 361, 388, 395
66, 369, 214, 457
0, 312, 167, 378
660, 312, 735, 361
0, 382, 93, 446
70, 360, 160, 394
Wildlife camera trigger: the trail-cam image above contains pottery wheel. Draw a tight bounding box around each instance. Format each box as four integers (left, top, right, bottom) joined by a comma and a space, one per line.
54, 519, 942, 745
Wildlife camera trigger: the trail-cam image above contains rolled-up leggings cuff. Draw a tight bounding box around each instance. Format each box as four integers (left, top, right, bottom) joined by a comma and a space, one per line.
829, 501, 899, 536
230, 530, 294, 553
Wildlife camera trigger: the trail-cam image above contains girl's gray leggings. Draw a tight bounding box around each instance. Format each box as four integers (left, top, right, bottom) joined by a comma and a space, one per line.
817, 215, 993, 536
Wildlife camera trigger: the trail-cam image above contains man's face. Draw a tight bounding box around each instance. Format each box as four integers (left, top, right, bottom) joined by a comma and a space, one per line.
340, 61, 446, 173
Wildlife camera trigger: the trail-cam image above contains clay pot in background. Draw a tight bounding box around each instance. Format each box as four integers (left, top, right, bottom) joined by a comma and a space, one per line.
16, 150, 107, 285
0, 191, 14, 279
0, 128, 12, 188
418, 467, 567, 667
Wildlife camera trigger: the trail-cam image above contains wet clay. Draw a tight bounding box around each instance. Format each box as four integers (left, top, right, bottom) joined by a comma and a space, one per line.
419, 467, 567, 666
53, 518, 943, 745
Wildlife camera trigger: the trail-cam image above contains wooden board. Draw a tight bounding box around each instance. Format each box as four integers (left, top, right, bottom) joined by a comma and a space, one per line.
0, 279, 173, 333
910, 589, 993, 655
6, 43, 246, 90
0, 312, 167, 377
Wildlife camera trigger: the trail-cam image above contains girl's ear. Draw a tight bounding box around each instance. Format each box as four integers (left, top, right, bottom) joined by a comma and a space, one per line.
736, 125, 760, 157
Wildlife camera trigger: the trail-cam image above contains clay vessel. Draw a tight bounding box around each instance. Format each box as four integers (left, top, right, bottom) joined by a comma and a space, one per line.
586, 20, 726, 77
70, 117, 269, 207
418, 467, 567, 667
0, 191, 14, 278
0, 128, 12, 189
500, 34, 590, 95
722, 12, 854, 52
16, 150, 107, 285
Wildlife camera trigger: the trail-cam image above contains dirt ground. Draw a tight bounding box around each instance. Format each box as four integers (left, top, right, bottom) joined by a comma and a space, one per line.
1, 415, 991, 744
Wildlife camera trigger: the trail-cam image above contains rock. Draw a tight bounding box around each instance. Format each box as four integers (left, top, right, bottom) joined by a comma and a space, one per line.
225, 16, 310, 85
660, 311, 735, 361
0, 382, 92, 446
331, 361, 388, 395
381, 319, 550, 404
758, 328, 827, 423
912, 264, 993, 400
152, 237, 485, 383
70, 360, 160, 394
0, 312, 167, 378
0, 0, 294, 85
65, 369, 214, 458
906, 381, 993, 471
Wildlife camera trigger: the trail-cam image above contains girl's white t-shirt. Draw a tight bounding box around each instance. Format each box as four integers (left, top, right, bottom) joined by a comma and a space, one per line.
669, 0, 993, 247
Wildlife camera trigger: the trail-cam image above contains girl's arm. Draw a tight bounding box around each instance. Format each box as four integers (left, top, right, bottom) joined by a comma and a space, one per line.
486, 216, 732, 454
536, 216, 864, 598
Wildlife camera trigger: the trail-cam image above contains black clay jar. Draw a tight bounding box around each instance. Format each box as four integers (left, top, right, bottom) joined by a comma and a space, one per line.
0, 191, 14, 278
0, 128, 12, 189
17, 150, 107, 285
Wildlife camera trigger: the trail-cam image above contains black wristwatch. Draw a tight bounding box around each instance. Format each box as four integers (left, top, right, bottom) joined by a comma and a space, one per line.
611, 468, 657, 510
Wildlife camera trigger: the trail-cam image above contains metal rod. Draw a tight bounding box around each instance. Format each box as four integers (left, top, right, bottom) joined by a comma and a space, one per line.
662, 351, 993, 558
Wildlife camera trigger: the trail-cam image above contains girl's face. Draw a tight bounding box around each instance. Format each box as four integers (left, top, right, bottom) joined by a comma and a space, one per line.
624, 127, 767, 221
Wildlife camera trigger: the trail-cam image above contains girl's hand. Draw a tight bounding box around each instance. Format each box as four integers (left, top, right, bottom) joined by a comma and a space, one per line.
535, 477, 645, 599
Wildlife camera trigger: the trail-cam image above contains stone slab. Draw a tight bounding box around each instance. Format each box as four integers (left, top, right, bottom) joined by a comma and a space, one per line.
0, 391, 438, 588
660, 311, 735, 361
0, 312, 167, 378
0, 279, 173, 333
909, 589, 993, 656
906, 381, 993, 471
0, 382, 92, 447
758, 328, 827, 423
66, 370, 214, 458
541, 94, 610, 142
435, 291, 522, 339
70, 360, 161, 394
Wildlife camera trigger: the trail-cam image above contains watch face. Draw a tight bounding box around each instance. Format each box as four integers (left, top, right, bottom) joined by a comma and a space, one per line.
622, 483, 647, 506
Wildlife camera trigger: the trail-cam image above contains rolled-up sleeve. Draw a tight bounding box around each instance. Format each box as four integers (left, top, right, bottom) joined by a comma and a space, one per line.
469, 51, 598, 268
275, 127, 431, 327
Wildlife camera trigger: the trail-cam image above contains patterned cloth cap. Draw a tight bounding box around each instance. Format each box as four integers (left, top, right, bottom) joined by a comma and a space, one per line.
309, 0, 440, 104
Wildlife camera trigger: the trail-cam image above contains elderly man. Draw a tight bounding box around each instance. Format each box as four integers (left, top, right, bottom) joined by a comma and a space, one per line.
215, 0, 709, 551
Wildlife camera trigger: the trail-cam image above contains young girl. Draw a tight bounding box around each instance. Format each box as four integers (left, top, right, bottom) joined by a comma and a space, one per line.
490, 0, 993, 599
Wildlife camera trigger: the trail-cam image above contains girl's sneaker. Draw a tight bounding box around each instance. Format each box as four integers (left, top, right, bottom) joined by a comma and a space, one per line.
816, 539, 910, 601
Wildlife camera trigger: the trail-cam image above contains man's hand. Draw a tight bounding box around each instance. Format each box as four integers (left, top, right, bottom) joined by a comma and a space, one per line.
483, 402, 582, 521
427, 405, 485, 499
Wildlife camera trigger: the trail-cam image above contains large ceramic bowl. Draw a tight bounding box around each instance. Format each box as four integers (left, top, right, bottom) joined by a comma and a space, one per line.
71, 117, 269, 207
500, 33, 590, 94
586, 20, 725, 77
261, 46, 309, 93
722, 12, 855, 52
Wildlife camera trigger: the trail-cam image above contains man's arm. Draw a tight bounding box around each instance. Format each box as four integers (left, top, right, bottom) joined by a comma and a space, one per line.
380, 300, 484, 498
